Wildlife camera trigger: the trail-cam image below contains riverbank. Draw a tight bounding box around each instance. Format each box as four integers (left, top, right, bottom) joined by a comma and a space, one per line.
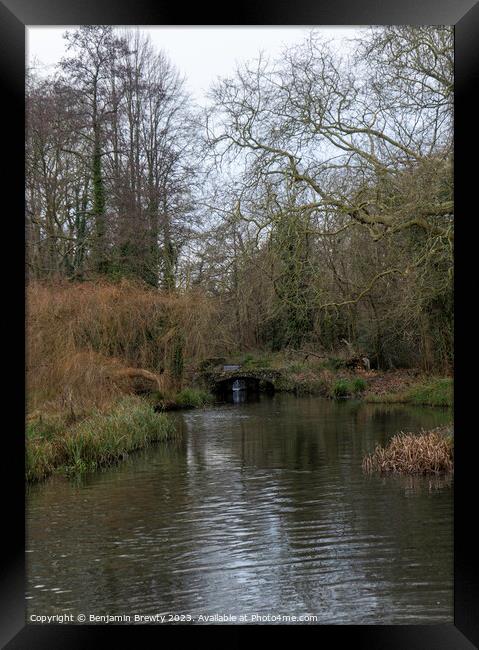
195, 354, 452, 407
26, 282, 452, 482
362, 374, 453, 407
154, 387, 214, 411
26, 396, 177, 482
303, 371, 452, 406
26, 363, 452, 483
286, 365, 452, 406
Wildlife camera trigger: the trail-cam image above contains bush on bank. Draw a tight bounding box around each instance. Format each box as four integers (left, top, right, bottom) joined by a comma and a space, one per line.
26, 396, 177, 482
175, 388, 214, 408
331, 377, 367, 398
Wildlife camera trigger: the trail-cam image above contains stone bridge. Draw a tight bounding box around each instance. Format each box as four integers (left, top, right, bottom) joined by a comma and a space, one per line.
199, 366, 287, 395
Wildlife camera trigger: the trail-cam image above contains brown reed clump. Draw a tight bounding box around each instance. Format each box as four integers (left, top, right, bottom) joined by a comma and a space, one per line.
362, 428, 453, 475
26, 279, 224, 415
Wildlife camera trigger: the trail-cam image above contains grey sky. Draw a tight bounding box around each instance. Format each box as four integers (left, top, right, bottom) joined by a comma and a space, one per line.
27, 26, 365, 104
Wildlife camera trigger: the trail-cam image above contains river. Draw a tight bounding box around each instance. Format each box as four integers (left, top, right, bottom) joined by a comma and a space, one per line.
26, 393, 453, 624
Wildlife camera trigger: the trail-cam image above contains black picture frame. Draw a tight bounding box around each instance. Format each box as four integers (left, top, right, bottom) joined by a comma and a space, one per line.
1, 1, 477, 647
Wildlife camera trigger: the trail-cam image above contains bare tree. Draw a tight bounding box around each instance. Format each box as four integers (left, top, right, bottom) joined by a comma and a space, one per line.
204, 26, 453, 368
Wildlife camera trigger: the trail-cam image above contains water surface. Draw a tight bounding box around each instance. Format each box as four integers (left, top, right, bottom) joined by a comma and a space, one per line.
26, 394, 453, 624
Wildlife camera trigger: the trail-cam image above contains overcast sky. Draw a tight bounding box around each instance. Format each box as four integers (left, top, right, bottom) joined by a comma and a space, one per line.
27, 26, 365, 104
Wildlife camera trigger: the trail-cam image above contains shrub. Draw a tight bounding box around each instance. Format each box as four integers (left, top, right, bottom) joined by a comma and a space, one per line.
332, 379, 350, 398
352, 377, 367, 393
27, 414, 68, 441
26, 438, 65, 482
197, 357, 226, 371
290, 367, 334, 396
330, 377, 366, 398
294, 379, 327, 396
175, 388, 213, 408
289, 362, 308, 374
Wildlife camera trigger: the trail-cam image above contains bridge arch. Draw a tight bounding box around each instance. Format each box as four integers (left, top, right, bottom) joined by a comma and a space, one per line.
199, 366, 285, 399
212, 375, 275, 399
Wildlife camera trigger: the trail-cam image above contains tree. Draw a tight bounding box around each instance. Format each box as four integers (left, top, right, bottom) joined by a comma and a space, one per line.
26, 73, 92, 279
60, 26, 129, 274
205, 26, 453, 369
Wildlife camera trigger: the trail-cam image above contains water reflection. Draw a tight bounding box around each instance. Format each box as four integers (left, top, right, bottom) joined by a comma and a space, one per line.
232, 387, 246, 404
26, 394, 452, 624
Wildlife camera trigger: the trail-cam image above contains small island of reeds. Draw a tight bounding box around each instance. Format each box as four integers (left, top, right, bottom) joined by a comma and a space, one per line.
362, 427, 453, 475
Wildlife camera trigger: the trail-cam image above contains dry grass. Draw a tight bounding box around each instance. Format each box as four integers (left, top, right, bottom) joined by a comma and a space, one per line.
27, 279, 224, 415
362, 428, 453, 475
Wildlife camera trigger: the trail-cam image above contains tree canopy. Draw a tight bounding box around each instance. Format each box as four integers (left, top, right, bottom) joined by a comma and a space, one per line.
26, 26, 453, 372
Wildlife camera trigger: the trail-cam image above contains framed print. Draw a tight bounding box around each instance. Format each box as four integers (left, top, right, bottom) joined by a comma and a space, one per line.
1, 0, 477, 647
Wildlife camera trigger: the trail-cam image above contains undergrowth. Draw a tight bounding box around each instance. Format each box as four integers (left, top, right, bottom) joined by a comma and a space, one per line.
26, 396, 177, 482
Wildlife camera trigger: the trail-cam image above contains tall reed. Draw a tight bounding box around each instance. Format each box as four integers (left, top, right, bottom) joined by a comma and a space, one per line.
362, 428, 453, 475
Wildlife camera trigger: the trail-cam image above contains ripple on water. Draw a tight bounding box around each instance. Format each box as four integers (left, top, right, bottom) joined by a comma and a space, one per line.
26, 395, 453, 623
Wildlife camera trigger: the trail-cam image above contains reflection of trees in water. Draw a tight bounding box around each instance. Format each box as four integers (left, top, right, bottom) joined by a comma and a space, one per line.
227, 404, 373, 619
367, 403, 451, 435
27, 396, 452, 621
213, 396, 453, 621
